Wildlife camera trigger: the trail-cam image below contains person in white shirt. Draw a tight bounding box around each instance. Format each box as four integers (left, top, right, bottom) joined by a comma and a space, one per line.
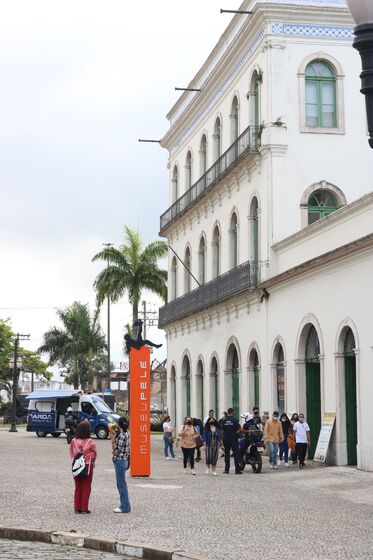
293, 413, 310, 469
162, 415, 175, 460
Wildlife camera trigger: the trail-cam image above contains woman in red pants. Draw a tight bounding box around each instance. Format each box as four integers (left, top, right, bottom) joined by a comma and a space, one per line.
69, 420, 97, 514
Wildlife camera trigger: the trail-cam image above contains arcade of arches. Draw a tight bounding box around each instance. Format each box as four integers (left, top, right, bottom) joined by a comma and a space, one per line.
169, 322, 358, 466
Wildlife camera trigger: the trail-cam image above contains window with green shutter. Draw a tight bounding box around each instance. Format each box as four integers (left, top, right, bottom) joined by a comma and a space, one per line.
308, 189, 339, 225
305, 61, 336, 129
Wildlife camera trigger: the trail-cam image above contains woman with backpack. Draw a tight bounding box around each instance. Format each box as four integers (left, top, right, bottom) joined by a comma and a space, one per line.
69, 420, 97, 514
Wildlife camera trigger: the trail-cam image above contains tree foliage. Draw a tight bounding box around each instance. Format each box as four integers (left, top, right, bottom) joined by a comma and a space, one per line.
38, 302, 106, 389
92, 225, 168, 324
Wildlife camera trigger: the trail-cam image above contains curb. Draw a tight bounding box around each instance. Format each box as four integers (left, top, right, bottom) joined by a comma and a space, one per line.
0, 526, 209, 560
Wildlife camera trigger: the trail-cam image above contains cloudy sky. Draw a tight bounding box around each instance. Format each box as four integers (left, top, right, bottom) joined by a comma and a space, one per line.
0, 0, 239, 375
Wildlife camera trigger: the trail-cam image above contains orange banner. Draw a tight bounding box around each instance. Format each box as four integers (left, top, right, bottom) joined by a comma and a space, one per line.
129, 346, 151, 477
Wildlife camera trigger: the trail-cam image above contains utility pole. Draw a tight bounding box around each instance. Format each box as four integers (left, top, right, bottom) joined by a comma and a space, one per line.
103, 242, 113, 389
10, 333, 30, 433
140, 300, 158, 340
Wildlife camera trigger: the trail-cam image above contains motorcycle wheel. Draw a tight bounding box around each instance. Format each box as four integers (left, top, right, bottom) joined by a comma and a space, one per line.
251, 450, 262, 473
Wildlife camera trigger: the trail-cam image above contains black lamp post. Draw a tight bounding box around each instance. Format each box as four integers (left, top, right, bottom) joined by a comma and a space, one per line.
347, 0, 373, 148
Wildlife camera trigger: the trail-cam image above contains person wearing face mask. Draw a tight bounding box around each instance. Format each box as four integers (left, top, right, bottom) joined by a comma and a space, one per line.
220, 408, 242, 474
202, 418, 221, 475
279, 413, 292, 467
178, 417, 199, 475
292, 413, 310, 469
263, 411, 284, 469
289, 413, 299, 464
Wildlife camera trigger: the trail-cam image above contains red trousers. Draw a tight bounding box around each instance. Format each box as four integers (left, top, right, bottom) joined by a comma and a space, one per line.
73, 470, 93, 512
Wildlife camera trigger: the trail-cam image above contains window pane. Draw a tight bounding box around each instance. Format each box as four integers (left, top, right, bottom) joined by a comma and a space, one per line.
308, 211, 320, 225
306, 81, 317, 103
306, 61, 333, 78
306, 104, 318, 127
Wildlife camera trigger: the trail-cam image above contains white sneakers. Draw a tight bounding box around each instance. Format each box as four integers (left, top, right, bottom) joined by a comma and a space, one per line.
184, 468, 187, 474
191, 470, 196, 475
212, 471, 218, 476
165, 457, 171, 460
284, 462, 289, 467
274, 464, 278, 469
113, 508, 122, 513
205, 468, 210, 475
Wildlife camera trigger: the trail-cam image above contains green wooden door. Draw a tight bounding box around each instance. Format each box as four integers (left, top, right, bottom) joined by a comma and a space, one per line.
254, 366, 260, 408
186, 375, 191, 418
306, 362, 321, 458
200, 377, 204, 420
345, 356, 357, 465
232, 369, 239, 418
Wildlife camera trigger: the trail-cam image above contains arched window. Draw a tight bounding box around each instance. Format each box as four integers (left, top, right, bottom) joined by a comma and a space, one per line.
197, 360, 204, 420
274, 344, 285, 414
250, 71, 260, 133
305, 61, 336, 129
308, 189, 339, 224
172, 166, 179, 203
184, 247, 191, 294
185, 151, 192, 190
198, 236, 206, 284
182, 355, 191, 418
212, 225, 221, 279
171, 257, 177, 300
230, 96, 239, 143
229, 213, 238, 269
213, 117, 221, 161
249, 198, 259, 281
199, 135, 207, 176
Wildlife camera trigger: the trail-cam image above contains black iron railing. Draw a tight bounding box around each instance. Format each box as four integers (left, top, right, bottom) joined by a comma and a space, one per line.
160, 125, 260, 232
158, 260, 258, 327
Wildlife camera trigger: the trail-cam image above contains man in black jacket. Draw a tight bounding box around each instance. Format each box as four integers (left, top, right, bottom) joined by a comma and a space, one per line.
220, 408, 242, 474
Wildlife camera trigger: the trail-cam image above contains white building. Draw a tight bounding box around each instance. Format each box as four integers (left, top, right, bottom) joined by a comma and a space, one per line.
158, 0, 373, 470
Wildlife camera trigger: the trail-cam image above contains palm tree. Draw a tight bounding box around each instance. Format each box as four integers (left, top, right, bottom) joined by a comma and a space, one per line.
38, 302, 106, 390
92, 226, 168, 324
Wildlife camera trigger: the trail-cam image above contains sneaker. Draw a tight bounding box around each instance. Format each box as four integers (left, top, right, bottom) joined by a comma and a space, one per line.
274, 464, 278, 469
299, 464, 303, 469
171, 457, 177, 460
191, 470, 196, 475
235, 471, 242, 475
184, 468, 187, 474
271, 465, 275, 469
213, 471, 218, 476
165, 457, 171, 460
205, 468, 209, 475
223, 470, 229, 474
113, 508, 123, 513
284, 462, 289, 468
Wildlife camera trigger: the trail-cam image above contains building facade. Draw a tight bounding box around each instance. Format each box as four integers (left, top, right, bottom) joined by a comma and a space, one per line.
158, 0, 373, 470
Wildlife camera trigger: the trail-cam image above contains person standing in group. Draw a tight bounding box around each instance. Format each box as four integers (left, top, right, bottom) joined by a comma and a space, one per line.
289, 413, 299, 464
293, 413, 310, 469
179, 417, 199, 475
264, 411, 284, 469
252, 406, 262, 429
220, 408, 242, 474
162, 415, 175, 460
70, 420, 97, 514
218, 411, 228, 457
193, 418, 204, 462
203, 409, 215, 426
111, 417, 131, 513
202, 417, 221, 475
279, 413, 292, 467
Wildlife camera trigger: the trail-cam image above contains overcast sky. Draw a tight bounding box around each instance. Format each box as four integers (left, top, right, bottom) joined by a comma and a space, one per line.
0, 0, 239, 375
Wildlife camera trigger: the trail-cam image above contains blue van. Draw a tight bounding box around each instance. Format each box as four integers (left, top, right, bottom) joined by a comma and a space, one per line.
26, 390, 119, 439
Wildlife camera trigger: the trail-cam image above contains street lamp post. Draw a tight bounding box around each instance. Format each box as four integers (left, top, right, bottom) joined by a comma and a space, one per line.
9, 333, 30, 433
103, 243, 113, 389
347, 0, 373, 148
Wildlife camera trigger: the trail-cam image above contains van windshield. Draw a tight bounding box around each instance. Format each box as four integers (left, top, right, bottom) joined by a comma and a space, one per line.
92, 399, 112, 413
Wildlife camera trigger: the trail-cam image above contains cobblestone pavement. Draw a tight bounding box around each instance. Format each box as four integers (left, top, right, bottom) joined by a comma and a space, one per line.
0, 539, 122, 559
1, 430, 373, 560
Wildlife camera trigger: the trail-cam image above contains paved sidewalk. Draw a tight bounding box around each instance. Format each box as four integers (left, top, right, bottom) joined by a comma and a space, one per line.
0, 539, 121, 560
1, 431, 373, 559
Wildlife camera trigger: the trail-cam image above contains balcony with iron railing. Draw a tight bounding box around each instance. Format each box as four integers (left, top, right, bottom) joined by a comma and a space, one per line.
158, 260, 258, 328
160, 125, 261, 233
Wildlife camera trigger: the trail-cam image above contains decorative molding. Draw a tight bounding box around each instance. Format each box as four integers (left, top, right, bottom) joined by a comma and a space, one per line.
272, 23, 353, 39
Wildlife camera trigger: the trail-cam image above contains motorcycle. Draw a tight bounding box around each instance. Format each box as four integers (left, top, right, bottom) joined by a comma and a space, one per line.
64, 416, 78, 444
239, 429, 264, 473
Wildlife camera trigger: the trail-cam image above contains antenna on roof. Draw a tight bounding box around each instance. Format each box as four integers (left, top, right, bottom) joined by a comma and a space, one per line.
175, 87, 202, 92
220, 9, 253, 15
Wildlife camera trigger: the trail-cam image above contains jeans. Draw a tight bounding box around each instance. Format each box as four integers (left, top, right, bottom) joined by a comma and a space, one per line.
163, 434, 175, 458
296, 443, 308, 466
268, 442, 279, 465
223, 438, 241, 473
279, 436, 289, 463
181, 447, 195, 469
113, 458, 131, 512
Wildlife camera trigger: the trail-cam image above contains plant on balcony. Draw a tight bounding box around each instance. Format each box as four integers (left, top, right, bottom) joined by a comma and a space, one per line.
93, 226, 168, 324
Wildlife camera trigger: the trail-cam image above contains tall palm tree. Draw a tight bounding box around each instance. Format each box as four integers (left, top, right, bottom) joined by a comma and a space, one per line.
38, 302, 106, 389
92, 226, 168, 324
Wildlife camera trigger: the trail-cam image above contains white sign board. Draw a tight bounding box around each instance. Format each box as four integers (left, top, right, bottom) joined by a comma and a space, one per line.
313, 412, 336, 463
